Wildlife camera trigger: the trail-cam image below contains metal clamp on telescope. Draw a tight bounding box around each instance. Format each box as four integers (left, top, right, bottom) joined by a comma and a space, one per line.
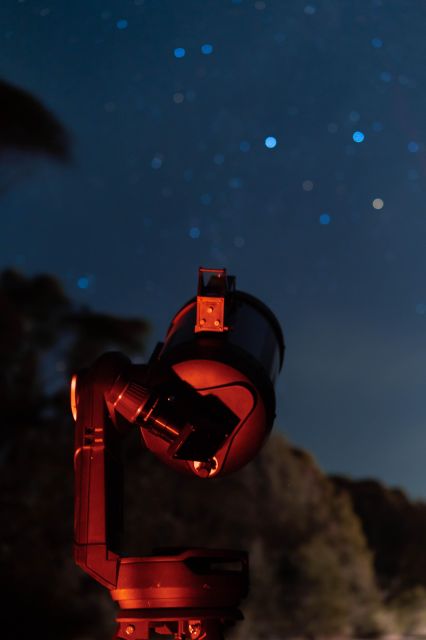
71, 267, 284, 640
195, 267, 234, 333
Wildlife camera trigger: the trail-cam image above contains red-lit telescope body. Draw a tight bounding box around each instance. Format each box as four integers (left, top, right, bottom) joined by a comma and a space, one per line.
141, 288, 285, 478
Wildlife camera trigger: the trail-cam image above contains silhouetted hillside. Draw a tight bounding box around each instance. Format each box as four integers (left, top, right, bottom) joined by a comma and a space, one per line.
330, 475, 426, 598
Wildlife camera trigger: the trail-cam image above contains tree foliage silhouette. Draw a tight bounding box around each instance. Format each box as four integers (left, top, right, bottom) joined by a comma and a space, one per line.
0, 268, 150, 640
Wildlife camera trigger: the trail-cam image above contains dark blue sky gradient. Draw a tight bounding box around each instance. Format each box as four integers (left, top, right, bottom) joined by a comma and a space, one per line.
1, 0, 426, 498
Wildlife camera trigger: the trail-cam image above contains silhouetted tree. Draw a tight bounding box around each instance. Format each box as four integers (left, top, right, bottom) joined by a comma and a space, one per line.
0, 268, 150, 640
0, 78, 70, 161
331, 476, 426, 599
0, 77, 71, 194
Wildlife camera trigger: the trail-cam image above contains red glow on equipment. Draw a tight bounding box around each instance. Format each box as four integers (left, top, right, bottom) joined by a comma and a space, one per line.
72, 267, 284, 639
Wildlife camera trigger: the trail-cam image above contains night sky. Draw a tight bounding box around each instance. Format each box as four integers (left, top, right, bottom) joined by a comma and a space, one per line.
1, 0, 426, 499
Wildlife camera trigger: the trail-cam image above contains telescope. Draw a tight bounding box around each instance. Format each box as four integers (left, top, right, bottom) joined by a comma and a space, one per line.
71, 267, 284, 639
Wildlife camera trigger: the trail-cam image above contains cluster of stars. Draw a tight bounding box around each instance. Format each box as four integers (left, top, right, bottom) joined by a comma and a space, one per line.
174, 44, 214, 58
90, 3, 422, 295
150, 136, 278, 177
316, 197, 385, 228
187, 226, 246, 250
